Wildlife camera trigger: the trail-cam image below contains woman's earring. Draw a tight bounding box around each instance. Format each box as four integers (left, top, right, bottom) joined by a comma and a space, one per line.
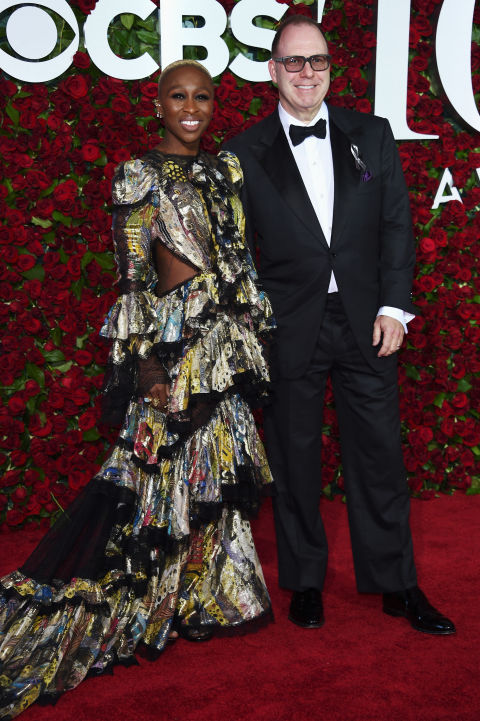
154, 101, 163, 118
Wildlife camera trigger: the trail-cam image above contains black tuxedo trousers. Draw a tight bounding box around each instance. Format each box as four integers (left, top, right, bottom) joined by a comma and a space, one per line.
265, 294, 417, 593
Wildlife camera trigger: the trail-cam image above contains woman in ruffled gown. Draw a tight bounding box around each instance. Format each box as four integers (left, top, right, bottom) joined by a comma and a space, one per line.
0, 60, 275, 719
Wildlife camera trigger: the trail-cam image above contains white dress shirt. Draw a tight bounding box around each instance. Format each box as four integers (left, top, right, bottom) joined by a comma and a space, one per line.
278, 102, 413, 330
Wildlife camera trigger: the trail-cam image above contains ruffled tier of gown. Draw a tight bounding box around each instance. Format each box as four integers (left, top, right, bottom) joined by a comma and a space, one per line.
0, 273, 273, 719
100, 270, 274, 431
101, 269, 274, 347
0, 500, 269, 718
0, 393, 272, 717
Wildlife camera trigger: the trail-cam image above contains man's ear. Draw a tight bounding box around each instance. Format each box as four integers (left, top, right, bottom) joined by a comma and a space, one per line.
268, 58, 277, 85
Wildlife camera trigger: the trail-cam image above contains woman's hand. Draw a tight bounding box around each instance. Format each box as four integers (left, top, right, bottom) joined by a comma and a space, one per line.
148, 382, 170, 411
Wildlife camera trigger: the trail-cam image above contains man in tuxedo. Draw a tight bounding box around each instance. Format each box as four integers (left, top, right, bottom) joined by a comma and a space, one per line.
225, 15, 455, 634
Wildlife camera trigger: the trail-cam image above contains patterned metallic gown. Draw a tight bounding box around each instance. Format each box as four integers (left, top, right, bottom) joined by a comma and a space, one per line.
0, 151, 275, 719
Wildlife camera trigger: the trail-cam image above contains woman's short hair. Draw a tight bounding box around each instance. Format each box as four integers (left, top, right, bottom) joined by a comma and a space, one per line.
158, 59, 213, 92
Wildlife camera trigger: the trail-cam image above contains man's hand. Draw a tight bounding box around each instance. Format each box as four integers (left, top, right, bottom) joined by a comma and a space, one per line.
372, 315, 404, 357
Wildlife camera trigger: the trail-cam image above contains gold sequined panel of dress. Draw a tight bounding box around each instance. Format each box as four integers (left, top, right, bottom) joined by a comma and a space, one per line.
0, 151, 276, 720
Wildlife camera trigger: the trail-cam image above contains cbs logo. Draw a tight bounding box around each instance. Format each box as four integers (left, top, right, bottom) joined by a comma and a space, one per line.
0, 0, 158, 81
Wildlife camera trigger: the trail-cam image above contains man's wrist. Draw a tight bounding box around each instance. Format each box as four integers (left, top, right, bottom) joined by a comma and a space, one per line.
377, 306, 414, 333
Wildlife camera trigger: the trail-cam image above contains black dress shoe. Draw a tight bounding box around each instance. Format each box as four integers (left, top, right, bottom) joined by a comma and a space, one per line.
383, 585, 456, 635
288, 589, 325, 628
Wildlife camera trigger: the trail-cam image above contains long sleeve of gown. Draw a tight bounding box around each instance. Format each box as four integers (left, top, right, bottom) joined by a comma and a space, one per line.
100, 160, 167, 422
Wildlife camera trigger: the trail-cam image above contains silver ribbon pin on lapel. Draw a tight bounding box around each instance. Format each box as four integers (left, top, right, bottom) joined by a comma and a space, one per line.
350, 144, 372, 182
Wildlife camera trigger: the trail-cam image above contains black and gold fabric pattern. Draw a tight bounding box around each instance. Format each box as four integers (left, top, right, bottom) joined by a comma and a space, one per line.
0, 151, 275, 720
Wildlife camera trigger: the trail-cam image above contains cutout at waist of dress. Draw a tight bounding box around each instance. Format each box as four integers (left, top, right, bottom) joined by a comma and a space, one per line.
154, 239, 199, 296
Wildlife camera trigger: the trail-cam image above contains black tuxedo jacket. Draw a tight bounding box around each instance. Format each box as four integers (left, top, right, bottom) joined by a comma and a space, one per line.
225, 105, 416, 378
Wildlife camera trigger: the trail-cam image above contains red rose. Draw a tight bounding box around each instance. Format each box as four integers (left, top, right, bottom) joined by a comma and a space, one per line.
412, 16, 433, 36
220, 107, 245, 127
35, 197, 55, 218
112, 148, 132, 163
75, 0, 97, 14
140, 81, 158, 98
62, 75, 89, 100
414, 275, 436, 293
74, 349, 93, 366
221, 91, 241, 111
0, 227, 13, 246
68, 469, 90, 490
29, 415, 53, 437
10, 450, 28, 467
4, 208, 26, 226
6, 509, 26, 526
322, 9, 343, 30
209, 115, 230, 136
417, 427, 434, 444
362, 31, 377, 48
218, 0, 236, 12
111, 96, 132, 114
23, 279, 42, 299
419, 237, 435, 254
440, 418, 455, 438
23, 380, 40, 398
1, 469, 22, 488
92, 87, 110, 105
463, 431, 480, 447
103, 162, 117, 181
442, 328, 463, 350
82, 141, 101, 162
53, 179, 78, 203
451, 393, 469, 410
70, 388, 91, 406
0, 78, 17, 97
8, 395, 26, 415
16, 254, 36, 271
12, 486, 28, 502
52, 415, 68, 433
23, 316, 42, 334
236, 84, 253, 111
19, 110, 43, 131
2, 246, 18, 263
331, 77, 348, 93
351, 77, 369, 95
220, 72, 237, 91
78, 408, 98, 430
73, 51, 91, 69
26, 497, 42, 515
355, 98, 371, 113
67, 255, 82, 278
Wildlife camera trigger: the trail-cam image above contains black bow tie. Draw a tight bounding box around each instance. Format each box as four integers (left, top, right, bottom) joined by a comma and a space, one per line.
289, 118, 327, 146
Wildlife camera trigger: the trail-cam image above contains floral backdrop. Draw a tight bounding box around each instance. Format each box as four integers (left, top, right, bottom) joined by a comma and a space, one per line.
0, 0, 479, 530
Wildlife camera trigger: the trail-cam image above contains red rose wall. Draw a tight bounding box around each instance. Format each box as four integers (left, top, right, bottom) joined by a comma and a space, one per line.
0, 0, 479, 531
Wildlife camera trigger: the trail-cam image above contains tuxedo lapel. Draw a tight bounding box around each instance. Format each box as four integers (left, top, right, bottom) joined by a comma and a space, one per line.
250, 114, 328, 248
329, 111, 362, 249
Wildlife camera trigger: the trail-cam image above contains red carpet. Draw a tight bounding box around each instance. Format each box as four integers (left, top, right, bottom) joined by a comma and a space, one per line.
1, 493, 478, 721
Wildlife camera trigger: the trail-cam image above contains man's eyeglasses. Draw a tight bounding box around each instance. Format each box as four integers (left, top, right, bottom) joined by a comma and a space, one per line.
273, 55, 331, 73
